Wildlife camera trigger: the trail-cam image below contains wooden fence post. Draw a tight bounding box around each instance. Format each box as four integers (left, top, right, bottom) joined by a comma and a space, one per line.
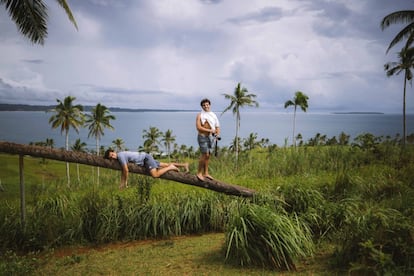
19, 154, 26, 225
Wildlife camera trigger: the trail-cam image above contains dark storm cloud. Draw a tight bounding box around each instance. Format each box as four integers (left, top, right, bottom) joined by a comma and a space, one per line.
76, 84, 172, 96
301, 0, 413, 42
227, 6, 286, 25
21, 59, 43, 64
200, 0, 222, 4
0, 77, 63, 105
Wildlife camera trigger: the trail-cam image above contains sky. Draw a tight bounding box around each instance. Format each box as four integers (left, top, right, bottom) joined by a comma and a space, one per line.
0, 0, 413, 113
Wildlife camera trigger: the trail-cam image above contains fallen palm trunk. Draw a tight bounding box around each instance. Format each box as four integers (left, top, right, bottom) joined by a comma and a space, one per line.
0, 141, 255, 197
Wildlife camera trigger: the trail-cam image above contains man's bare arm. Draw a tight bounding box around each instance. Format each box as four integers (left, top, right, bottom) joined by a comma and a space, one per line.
120, 164, 129, 188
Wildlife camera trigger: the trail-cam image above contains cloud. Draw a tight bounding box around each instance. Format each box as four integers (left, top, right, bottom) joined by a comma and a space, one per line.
0, 77, 64, 105
21, 59, 44, 64
227, 6, 286, 25
0, 0, 413, 113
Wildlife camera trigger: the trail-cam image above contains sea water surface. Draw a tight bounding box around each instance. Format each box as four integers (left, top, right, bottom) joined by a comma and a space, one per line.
1, 111, 413, 151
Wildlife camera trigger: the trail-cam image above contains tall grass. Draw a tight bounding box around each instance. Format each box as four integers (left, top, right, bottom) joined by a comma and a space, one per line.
332, 204, 414, 274
0, 138, 413, 274
224, 202, 314, 270
0, 186, 230, 249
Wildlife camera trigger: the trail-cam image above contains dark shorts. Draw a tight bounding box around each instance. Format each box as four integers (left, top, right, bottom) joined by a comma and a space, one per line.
143, 154, 160, 171
198, 134, 213, 154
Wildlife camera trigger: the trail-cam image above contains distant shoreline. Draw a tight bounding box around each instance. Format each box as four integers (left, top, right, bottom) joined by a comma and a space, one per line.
0, 103, 197, 112
331, 112, 384, 115
0, 104, 389, 114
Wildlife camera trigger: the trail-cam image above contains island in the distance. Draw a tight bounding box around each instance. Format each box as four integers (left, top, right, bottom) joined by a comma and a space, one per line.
0, 103, 196, 112
332, 112, 384, 115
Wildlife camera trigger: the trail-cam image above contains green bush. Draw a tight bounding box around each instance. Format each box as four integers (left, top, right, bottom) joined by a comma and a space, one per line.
0, 250, 41, 276
333, 205, 414, 274
224, 203, 314, 270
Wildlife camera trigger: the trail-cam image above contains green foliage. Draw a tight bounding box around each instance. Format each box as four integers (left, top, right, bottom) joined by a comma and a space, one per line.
332, 204, 414, 274
0, 137, 413, 274
0, 250, 41, 276
276, 182, 331, 240
224, 203, 314, 270
136, 175, 153, 203
79, 191, 108, 243
0, 203, 24, 251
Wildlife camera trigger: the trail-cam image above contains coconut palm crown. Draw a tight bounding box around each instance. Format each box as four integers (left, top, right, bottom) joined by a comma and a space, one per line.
222, 82, 259, 162
48, 95, 84, 186
384, 47, 414, 146
381, 10, 414, 53
1, 0, 78, 45
284, 91, 309, 147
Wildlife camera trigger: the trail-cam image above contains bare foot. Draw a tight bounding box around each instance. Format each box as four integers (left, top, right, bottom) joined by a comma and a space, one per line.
196, 173, 205, 181
183, 163, 190, 173
169, 164, 179, 171
204, 174, 214, 180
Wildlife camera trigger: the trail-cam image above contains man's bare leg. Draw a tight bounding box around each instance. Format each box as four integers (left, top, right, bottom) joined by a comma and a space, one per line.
150, 164, 179, 178
203, 154, 214, 180
160, 162, 189, 172
173, 162, 189, 172
197, 153, 209, 181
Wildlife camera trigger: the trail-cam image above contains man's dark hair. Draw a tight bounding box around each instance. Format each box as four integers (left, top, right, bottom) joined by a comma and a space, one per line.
200, 98, 211, 107
104, 149, 115, 159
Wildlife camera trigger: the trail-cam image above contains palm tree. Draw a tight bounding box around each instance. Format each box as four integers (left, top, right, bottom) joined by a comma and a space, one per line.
48, 96, 84, 186
179, 144, 188, 158
85, 103, 115, 184
259, 138, 270, 148
338, 132, 350, 146
307, 133, 326, 146
142, 126, 163, 153
45, 138, 54, 149
222, 82, 259, 162
284, 91, 309, 147
188, 146, 195, 158
295, 133, 303, 147
112, 138, 125, 151
229, 137, 242, 155
384, 47, 414, 146
243, 132, 260, 151
162, 129, 176, 161
71, 138, 87, 182
381, 10, 414, 53
1, 0, 78, 45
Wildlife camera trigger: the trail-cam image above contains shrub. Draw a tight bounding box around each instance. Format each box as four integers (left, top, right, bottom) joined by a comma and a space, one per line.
0, 250, 40, 275
333, 205, 414, 274
224, 203, 314, 270
79, 191, 108, 243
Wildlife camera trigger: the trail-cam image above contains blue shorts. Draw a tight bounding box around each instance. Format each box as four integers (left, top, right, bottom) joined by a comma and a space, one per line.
198, 134, 213, 154
143, 154, 160, 171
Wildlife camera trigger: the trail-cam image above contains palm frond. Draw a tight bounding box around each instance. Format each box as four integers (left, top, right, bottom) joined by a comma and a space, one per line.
381, 10, 414, 29
386, 24, 414, 53
2, 0, 48, 44
55, 0, 78, 29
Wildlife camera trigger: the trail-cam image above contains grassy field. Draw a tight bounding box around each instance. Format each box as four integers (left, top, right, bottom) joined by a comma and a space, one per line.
1, 139, 413, 275
34, 233, 339, 275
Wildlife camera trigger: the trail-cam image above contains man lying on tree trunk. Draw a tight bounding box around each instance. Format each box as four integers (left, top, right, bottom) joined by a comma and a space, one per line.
104, 149, 189, 189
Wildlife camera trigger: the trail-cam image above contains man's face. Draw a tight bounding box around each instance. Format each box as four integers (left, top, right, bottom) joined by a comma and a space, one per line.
109, 151, 117, 159
201, 102, 211, 112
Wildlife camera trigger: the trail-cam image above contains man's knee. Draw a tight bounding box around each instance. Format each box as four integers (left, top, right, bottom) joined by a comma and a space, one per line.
150, 169, 160, 178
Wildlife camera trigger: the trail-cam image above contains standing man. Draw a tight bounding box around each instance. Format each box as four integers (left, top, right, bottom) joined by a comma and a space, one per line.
104, 149, 189, 189
196, 98, 220, 181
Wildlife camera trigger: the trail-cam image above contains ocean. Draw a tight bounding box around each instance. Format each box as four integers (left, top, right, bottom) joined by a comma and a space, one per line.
1, 111, 413, 151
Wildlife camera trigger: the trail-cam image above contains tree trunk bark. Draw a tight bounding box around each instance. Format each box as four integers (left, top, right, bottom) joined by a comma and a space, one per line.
0, 141, 255, 197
